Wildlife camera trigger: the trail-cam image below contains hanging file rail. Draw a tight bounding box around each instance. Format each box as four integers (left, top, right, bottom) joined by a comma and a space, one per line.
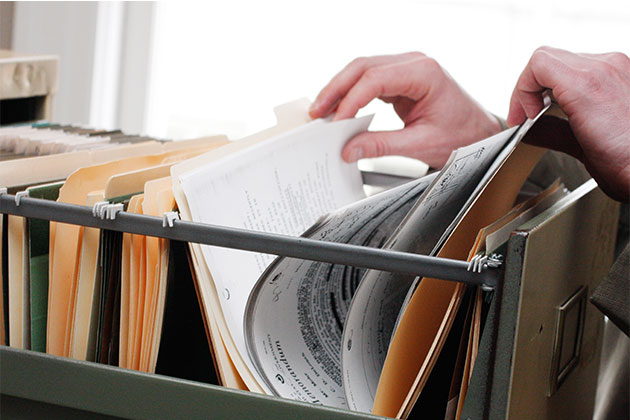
0, 192, 501, 288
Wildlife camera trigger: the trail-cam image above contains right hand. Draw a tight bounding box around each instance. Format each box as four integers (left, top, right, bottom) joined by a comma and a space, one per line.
508, 47, 630, 201
309, 52, 502, 168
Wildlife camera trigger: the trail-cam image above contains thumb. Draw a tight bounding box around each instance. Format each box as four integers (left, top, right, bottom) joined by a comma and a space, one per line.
507, 90, 545, 127
341, 128, 428, 163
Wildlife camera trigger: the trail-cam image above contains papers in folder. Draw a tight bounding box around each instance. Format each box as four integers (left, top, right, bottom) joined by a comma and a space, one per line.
3, 98, 605, 420
1, 124, 227, 382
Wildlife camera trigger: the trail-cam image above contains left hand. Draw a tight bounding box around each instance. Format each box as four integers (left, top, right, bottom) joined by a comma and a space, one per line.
309, 52, 502, 168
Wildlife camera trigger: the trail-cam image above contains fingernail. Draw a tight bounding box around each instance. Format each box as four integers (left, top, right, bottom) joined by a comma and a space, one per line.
332, 112, 346, 122
349, 147, 363, 162
309, 106, 320, 120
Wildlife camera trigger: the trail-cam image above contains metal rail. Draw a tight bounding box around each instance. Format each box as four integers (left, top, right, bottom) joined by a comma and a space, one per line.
0, 193, 501, 288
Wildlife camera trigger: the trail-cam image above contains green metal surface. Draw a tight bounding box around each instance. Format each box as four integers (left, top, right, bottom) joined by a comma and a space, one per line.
0, 346, 387, 420
459, 234, 528, 420
487, 233, 528, 420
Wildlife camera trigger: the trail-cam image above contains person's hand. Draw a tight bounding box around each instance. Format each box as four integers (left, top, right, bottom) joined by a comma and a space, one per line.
309, 52, 502, 168
508, 46, 630, 201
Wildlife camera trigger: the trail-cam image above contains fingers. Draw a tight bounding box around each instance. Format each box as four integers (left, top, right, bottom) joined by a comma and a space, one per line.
507, 47, 568, 126
507, 47, 630, 202
506, 46, 627, 126
341, 126, 451, 168
341, 129, 419, 162
333, 56, 444, 121
309, 52, 426, 119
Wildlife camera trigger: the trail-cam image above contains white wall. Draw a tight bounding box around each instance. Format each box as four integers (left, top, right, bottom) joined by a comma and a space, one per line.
12, 2, 99, 126
116, 2, 155, 135
145, 0, 630, 141
11, 1, 155, 133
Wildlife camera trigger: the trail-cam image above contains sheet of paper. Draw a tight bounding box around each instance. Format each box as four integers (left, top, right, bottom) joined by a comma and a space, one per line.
176, 115, 372, 392
129, 195, 146, 370
103, 163, 194, 367
245, 174, 437, 407
104, 149, 218, 200
440, 181, 565, 418
150, 185, 177, 372
149, 240, 170, 372
139, 178, 167, 371
138, 177, 174, 373
8, 214, 28, 349
0, 135, 227, 190
0, 134, 226, 356
171, 98, 312, 391
373, 142, 546, 419
341, 126, 519, 413
48, 143, 225, 357
120, 194, 143, 368
188, 240, 247, 389
484, 183, 566, 254
69, 191, 105, 360
432, 111, 545, 253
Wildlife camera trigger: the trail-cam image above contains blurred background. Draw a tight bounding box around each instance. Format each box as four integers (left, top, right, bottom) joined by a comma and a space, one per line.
2, 0, 629, 141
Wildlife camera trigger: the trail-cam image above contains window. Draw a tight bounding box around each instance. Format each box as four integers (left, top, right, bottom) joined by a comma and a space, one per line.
145, 0, 630, 141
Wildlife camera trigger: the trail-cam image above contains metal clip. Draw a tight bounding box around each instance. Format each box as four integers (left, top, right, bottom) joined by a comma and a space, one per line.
487, 253, 503, 268
476, 255, 488, 273
15, 191, 29, 206
106, 204, 124, 220
162, 211, 180, 228
467, 253, 480, 272
482, 254, 503, 292
92, 201, 109, 218
467, 252, 488, 273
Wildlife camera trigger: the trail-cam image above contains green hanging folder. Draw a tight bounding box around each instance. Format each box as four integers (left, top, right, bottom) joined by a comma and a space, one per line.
26, 181, 63, 353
